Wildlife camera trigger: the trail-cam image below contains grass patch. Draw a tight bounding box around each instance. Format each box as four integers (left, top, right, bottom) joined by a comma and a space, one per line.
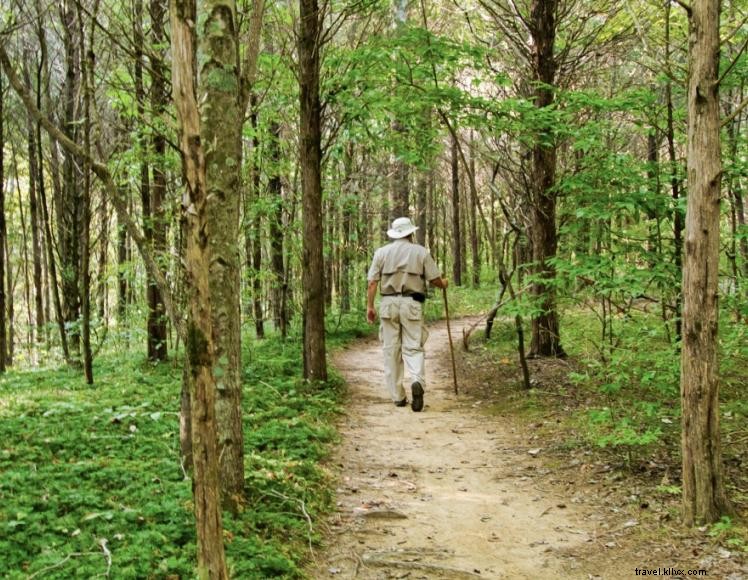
0, 320, 360, 579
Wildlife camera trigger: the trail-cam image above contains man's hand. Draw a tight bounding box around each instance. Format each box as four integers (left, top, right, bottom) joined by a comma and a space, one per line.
430, 277, 449, 290
367, 306, 377, 324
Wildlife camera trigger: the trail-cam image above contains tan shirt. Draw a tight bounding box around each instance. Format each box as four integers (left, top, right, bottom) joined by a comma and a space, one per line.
367, 239, 441, 295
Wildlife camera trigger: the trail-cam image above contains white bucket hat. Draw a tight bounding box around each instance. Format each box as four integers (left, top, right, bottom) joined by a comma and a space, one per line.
387, 217, 419, 239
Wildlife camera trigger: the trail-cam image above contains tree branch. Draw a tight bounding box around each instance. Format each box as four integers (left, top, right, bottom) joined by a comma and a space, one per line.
722, 93, 748, 127
673, 0, 692, 16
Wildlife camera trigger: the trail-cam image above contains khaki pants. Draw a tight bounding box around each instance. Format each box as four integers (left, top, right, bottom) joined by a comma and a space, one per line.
379, 295, 429, 402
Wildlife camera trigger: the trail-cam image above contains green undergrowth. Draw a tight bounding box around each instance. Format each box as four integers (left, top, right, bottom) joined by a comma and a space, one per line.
0, 319, 365, 579
463, 302, 748, 550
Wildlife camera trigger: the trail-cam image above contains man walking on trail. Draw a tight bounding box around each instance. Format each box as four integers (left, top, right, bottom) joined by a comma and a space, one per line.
367, 217, 448, 412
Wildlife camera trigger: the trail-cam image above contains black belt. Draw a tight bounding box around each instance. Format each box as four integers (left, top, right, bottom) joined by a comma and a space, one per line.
382, 292, 426, 303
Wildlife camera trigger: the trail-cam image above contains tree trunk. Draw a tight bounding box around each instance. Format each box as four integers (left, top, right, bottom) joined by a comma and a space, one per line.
170, 0, 228, 574
528, 0, 564, 358
59, 2, 82, 361
665, 1, 684, 341
79, 1, 96, 383
40, 145, 69, 360
36, 33, 51, 344
299, 0, 327, 382
451, 130, 462, 286
268, 121, 288, 336
469, 133, 480, 287
148, 0, 170, 361
135, 0, 158, 362
390, 133, 410, 222
196, 0, 245, 511
247, 99, 265, 338
0, 71, 6, 371
117, 188, 129, 322
341, 142, 355, 312
680, 0, 731, 527
13, 143, 33, 354
23, 60, 45, 346
4, 232, 11, 366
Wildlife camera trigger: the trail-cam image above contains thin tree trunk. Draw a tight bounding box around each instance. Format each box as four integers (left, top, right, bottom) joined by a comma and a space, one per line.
97, 195, 108, 321
451, 130, 462, 286
199, 0, 245, 510
680, 0, 731, 527
268, 121, 288, 336
11, 142, 33, 354
117, 188, 129, 322
170, 0, 228, 573
247, 99, 264, 338
528, 0, 564, 358
300, 0, 327, 382
341, 142, 355, 312
36, 30, 52, 344
60, 2, 82, 361
40, 143, 69, 360
469, 132, 479, 287
78, 0, 97, 383
148, 0, 169, 361
665, 1, 684, 341
5, 238, 12, 365
23, 60, 45, 345
0, 71, 6, 371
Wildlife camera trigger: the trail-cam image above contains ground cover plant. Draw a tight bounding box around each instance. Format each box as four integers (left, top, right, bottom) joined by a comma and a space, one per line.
0, 320, 361, 579
457, 300, 748, 571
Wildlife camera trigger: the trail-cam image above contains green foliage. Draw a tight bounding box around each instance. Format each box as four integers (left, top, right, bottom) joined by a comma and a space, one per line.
0, 333, 345, 578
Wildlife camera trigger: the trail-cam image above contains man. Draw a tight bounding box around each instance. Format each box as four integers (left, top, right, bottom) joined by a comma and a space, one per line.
367, 217, 448, 412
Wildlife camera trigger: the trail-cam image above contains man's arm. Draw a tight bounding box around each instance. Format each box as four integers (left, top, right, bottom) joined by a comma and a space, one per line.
429, 277, 449, 290
367, 280, 378, 323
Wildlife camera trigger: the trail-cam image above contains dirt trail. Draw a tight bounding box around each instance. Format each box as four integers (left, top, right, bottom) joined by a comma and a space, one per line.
309, 319, 601, 579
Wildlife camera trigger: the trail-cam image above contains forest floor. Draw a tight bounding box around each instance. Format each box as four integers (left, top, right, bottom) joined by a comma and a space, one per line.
307, 318, 748, 580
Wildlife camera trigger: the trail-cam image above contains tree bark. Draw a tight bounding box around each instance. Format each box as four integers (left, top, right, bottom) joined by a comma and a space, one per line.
341, 142, 355, 312
59, 2, 82, 361
299, 0, 328, 382
23, 60, 45, 346
170, 0, 228, 574
469, 132, 480, 287
665, 1, 684, 341
78, 0, 97, 383
451, 129, 462, 286
148, 0, 170, 361
117, 188, 129, 322
0, 71, 6, 371
247, 99, 265, 338
528, 0, 564, 358
198, 0, 245, 510
680, 0, 732, 527
268, 121, 288, 336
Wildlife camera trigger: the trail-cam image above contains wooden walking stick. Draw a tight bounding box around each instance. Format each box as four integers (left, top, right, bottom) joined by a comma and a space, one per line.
443, 287, 459, 395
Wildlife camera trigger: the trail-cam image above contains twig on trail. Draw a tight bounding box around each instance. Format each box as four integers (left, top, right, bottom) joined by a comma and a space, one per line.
27, 551, 101, 579
352, 549, 365, 577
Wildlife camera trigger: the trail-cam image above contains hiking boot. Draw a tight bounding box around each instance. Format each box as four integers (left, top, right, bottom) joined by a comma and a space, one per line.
411, 381, 424, 412
394, 398, 408, 407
